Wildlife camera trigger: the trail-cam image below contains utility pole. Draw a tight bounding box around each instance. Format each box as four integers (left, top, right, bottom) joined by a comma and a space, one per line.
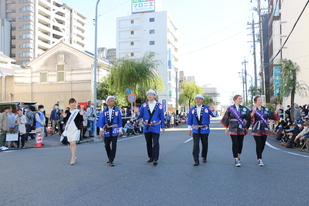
252, 14, 258, 96
242, 60, 248, 104
257, 0, 266, 98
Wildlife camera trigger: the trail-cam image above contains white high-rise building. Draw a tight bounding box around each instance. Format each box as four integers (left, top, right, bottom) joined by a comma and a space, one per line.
0, 0, 86, 66
0, 18, 11, 56
116, 8, 179, 111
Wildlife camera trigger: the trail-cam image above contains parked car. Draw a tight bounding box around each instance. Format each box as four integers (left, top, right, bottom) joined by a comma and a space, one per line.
0, 102, 37, 113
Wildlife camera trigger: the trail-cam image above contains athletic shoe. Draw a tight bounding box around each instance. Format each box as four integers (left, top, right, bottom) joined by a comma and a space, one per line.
1, 146, 8, 151
235, 159, 241, 167
258, 159, 264, 167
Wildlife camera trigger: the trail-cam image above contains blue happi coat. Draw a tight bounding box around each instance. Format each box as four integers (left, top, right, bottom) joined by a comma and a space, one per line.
187, 105, 217, 134
137, 102, 165, 134
96, 107, 122, 137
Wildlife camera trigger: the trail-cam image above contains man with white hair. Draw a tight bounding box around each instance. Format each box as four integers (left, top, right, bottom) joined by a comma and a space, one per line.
137, 89, 165, 166
97, 96, 122, 167
187, 94, 217, 166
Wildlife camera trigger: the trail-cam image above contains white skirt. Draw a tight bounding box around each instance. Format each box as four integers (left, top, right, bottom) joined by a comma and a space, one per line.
67, 122, 80, 142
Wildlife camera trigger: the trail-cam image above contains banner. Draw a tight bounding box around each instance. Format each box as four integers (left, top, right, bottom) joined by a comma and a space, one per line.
132, 0, 155, 13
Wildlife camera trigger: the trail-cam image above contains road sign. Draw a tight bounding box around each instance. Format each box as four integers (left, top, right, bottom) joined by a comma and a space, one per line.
162, 99, 167, 112
125, 88, 132, 94
127, 94, 136, 102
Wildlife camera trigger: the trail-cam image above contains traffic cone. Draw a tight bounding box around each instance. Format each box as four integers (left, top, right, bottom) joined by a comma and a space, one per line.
49, 127, 53, 134
35, 131, 44, 148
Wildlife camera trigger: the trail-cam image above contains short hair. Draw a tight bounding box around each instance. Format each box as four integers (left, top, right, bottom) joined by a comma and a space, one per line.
69, 98, 76, 104
254, 96, 261, 103
4, 106, 11, 111
55, 104, 59, 106
38, 105, 44, 109
233, 95, 242, 101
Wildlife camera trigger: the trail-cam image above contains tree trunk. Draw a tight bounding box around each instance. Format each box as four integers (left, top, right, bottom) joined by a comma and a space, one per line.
290, 73, 297, 122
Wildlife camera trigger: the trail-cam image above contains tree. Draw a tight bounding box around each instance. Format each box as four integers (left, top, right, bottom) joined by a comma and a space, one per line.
203, 95, 214, 105
276, 59, 309, 121
108, 53, 164, 98
179, 81, 203, 108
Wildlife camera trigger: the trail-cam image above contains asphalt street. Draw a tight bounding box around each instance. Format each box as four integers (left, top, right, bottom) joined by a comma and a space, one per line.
1, 118, 309, 206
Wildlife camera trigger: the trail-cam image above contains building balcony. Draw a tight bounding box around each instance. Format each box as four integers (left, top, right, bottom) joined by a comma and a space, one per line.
38, 40, 50, 50
38, 22, 51, 32
38, 13, 51, 24
38, 31, 51, 41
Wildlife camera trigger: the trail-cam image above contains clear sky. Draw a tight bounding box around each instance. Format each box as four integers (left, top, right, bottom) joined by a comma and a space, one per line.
63, 0, 259, 105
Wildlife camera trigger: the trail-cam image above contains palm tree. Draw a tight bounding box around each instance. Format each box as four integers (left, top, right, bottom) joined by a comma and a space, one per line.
100, 53, 164, 101
276, 59, 309, 121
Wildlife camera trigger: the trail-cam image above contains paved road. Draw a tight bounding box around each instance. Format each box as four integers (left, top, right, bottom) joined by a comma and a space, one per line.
1, 118, 309, 206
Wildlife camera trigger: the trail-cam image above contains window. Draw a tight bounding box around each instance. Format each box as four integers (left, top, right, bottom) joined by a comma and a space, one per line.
149, 41, 155, 45
19, 15, 31, 21
20, 6, 31, 12
130, 42, 134, 46
149, 18, 155, 22
57, 54, 64, 62
21, 33, 31, 39
130, 20, 134, 24
20, 43, 31, 48
40, 72, 47, 83
20, 25, 31, 30
131, 31, 134, 35
131, 53, 134, 57
20, 0, 32, 2
19, 52, 30, 57
57, 65, 65, 82
149, 29, 155, 34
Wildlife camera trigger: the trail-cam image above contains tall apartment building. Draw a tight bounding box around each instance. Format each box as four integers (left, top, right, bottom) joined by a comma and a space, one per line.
0, 0, 86, 66
116, 10, 179, 110
0, 18, 11, 56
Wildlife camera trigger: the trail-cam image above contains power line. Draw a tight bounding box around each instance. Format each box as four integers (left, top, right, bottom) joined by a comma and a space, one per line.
179, 17, 248, 49
270, 0, 309, 63
179, 29, 246, 57
98, 0, 130, 18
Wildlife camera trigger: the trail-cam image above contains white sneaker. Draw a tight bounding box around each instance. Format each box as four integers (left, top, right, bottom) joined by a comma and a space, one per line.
1, 146, 8, 151
235, 159, 241, 167
258, 159, 264, 167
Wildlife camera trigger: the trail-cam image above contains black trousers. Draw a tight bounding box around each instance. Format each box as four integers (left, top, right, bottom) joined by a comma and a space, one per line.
16, 133, 25, 148
104, 136, 118, 162
254, 135, 267, 159
230, 135, 244, 158
25, 124, 35, 140
144, 132, 160, 161
193, 133, 209, 162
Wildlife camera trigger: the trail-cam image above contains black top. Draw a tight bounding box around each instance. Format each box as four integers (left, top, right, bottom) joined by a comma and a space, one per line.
64, 110, 83, 130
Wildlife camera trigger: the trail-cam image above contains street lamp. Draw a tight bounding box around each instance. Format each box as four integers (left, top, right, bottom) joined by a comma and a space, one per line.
93, 0, 101, 139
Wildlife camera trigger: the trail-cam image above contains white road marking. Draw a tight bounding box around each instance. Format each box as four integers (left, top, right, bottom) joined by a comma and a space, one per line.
184, 137, 193, 143
266, 142, 309, 159
118, 135, 143, 142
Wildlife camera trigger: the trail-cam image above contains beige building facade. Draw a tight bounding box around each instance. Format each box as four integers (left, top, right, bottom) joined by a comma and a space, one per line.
1, 42, 110, 115
0, 0, 86, 66
271, 0, 309, 106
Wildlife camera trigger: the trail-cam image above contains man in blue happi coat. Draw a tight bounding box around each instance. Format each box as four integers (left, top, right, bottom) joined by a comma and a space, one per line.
97, 96, 122, 167
187, 94, 217, 166
137, 89, 165, 166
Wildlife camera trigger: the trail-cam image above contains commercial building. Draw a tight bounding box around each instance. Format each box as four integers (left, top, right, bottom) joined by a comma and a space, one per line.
268, 0, 309, 105
0, 18, 11, 56
0, 0, 86, 66
116, 0, 179, 111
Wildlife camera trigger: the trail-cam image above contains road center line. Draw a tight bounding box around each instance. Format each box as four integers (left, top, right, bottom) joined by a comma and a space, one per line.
184, 137, 193, 143
266, 142, 309, 159
118, 135, 143, 142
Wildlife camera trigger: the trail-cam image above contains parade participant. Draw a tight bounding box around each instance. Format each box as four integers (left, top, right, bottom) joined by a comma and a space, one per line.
137, 89, 165, 166
96, 96, 122, 167
187, 94, 217, 166
251, 96, 280, 166
63, 98, 84, 165
220, 95, 251, 167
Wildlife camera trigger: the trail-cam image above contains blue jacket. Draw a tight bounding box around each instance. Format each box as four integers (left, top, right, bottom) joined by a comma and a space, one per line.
50, 109, 60, 121
187, 105, 216, 134
137, 102, 165, 134
96, 107, 122, 137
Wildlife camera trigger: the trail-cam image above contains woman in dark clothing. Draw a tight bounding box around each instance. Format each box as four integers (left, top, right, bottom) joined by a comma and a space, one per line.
221, 95, 251, 167
251, 96, 280, 167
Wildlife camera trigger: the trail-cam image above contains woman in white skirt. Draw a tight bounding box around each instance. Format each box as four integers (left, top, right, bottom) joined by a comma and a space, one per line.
63, 98, 84, 165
